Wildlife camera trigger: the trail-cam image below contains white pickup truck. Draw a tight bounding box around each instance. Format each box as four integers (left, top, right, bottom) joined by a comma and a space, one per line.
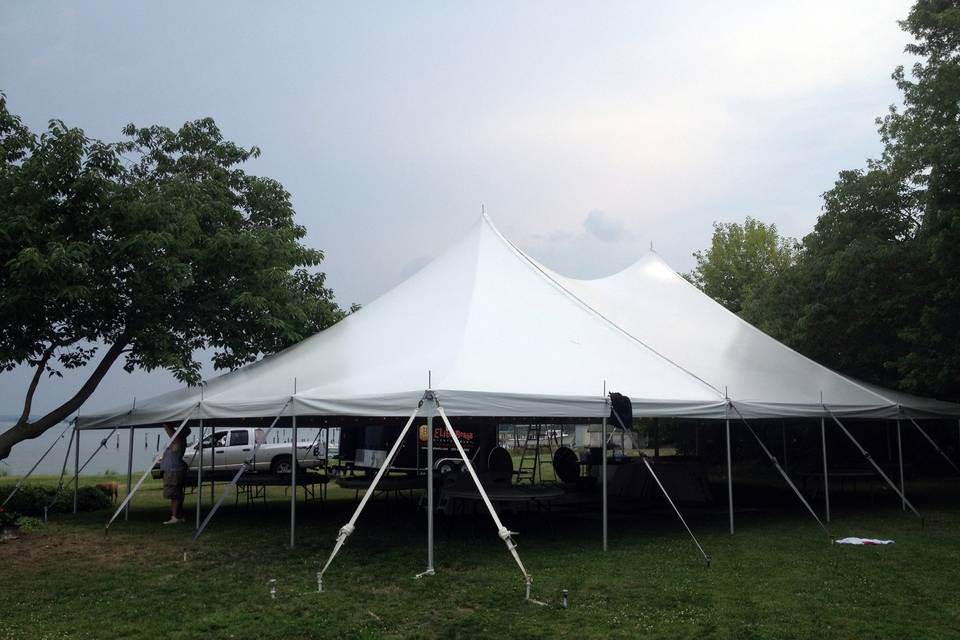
183, 427, 328, 475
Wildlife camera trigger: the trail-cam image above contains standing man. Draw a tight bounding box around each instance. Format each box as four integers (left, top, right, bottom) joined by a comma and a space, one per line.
161, 423, 191, 525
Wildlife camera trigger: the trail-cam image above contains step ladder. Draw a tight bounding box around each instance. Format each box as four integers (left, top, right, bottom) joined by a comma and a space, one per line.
516, 424, 559, 484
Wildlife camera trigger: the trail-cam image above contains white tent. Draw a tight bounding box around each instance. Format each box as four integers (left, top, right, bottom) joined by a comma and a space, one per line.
531, 251, 960, 419
78, 216, 727, 430
62, 214, 956, 583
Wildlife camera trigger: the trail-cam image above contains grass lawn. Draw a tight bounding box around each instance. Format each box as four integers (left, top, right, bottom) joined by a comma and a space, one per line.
2, 471, 959, 639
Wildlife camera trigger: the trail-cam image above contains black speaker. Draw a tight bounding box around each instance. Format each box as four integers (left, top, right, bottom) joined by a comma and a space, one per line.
609, 392, 632, 428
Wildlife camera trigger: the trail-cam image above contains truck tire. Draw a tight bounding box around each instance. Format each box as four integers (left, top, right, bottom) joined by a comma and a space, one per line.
271, 455, 294, 475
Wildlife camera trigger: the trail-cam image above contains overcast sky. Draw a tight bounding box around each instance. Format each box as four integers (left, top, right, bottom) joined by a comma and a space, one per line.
0, 0, 916, 419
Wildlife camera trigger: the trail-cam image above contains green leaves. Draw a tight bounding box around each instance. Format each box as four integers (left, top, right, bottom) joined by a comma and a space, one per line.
733, 1, 960, 401
685, 218, 798, 315
0, 95, 348, 457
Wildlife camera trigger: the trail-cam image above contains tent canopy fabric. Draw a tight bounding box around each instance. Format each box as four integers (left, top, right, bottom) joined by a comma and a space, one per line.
78, 216, 959, 430
525, 250, 960, 419
78, 217, 726, 429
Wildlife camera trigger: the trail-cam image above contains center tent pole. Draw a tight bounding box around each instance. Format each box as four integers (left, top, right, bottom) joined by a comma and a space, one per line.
435, 402, 539, 602
317, 400, 423, 592
896, 419, 905, 512
826, 410, 922, 522
194, 400, 293, 540
106, 405, 199, 531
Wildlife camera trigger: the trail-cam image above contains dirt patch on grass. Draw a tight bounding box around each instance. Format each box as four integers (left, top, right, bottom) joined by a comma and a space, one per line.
0, 525, 146, 570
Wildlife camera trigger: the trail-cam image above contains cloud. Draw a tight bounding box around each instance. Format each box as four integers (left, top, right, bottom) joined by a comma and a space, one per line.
584, 210, 632, 243
525, 210, 643, 279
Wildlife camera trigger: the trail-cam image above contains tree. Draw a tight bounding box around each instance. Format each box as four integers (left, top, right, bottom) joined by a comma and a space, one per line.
741, 169, 923, 388
743, 0, 960, 400
685, 217, 798, 314
0, 96, 346, 460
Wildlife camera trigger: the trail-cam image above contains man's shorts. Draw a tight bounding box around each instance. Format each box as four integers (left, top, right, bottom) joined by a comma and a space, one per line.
162, 467, 187, 500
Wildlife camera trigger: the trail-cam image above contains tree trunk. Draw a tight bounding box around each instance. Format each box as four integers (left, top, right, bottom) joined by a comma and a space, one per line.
0, 338, 129, 461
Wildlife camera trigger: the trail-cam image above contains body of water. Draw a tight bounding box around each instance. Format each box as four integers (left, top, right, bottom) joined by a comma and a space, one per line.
0, 421, 326, 478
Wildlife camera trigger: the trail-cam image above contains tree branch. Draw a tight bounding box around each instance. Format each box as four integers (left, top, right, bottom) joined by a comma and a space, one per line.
16, 343, 58, 428
0, 335, 130, 461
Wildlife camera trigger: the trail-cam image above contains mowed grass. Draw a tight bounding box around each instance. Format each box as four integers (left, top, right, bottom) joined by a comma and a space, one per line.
2, 471, 960, 640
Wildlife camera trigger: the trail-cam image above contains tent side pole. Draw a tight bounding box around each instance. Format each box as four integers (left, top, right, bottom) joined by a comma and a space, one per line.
106, 407, 198, 530
827, 411, 922, 521
641, 456, 710, 565
896, 419, 905, 512
1, 422, 73, 509
781, 421, 788, 472
290, 413, 297, 549
193, 402, 292, 540
73, 427, 80, 515
427, 414, 434, 574
125, 424, 134, 521
435, 405, 534, 600
602, 414, 608, 552
725, 408, 734, 535
731, 407, 830, 536
820, 417, 830, 523
318, 402, 422, 591
195, 420, 203, 529
324, 426, 330, 501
